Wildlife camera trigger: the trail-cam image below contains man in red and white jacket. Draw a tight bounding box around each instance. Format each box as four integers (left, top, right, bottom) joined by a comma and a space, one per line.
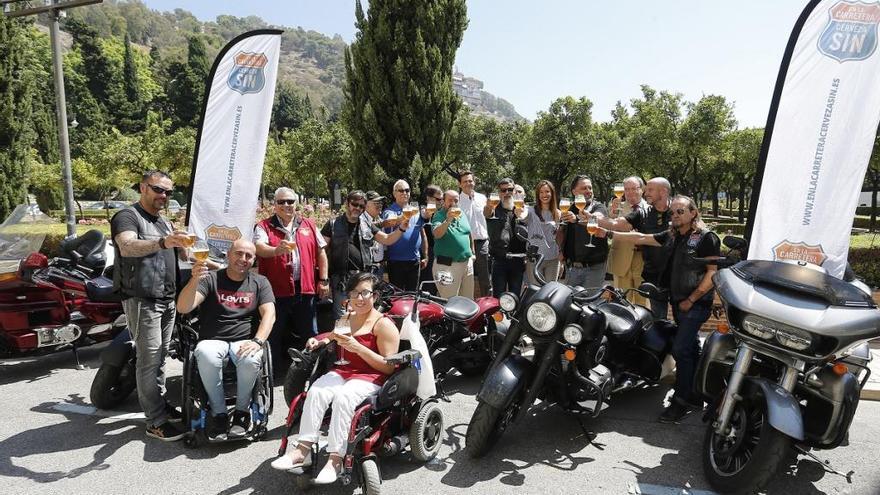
254, 187, 330, 371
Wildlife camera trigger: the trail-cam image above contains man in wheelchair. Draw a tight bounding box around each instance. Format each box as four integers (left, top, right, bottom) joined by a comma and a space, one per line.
177, 239, 276, 440
271, 271, 402, 483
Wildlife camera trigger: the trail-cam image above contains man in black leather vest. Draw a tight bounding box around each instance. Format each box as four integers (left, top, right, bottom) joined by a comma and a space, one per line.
321, 190, 407, 319
111, 170, 192, 441
608, 195, 720, 423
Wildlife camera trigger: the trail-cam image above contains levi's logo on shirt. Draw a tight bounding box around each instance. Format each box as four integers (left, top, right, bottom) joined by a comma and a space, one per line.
218, 290, 253, 308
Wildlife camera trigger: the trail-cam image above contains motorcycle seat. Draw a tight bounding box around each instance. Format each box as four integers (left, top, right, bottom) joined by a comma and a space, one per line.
86, 276, 124, 303
61, 230, 107, 273
443, 296, 480, 322
596, 302, 641, 343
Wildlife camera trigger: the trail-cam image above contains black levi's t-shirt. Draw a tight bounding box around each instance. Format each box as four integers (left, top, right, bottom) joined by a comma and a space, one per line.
196, 270, 275, 342
625, 205, 672, 279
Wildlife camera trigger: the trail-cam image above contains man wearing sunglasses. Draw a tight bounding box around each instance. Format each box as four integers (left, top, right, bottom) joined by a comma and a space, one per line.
321, 190, 409, 319
381, 180, 429, 291
558, 175, 610, 291
111, 170, 193, 441
484, 177, 528, 297
607, 195, 720, 423
254, 187, 329, 370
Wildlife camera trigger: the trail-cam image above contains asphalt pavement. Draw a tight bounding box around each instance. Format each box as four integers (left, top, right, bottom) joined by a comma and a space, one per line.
1, 344, 879, 495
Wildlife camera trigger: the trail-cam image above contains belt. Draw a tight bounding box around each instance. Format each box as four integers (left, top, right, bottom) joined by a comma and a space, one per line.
567, 261, 601, 268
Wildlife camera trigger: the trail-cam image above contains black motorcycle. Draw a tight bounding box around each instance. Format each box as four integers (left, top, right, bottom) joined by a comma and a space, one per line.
695, 237, 880, 494
465, 228, 678, 458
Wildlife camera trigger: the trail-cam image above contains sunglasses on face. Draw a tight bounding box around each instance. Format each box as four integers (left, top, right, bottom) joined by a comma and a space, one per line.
348, 289, 374, 300
433, 196, 443, 201
349, 202, 366, 210
671, 208, 690, 216
148, 184, 173, 196
500, 187, 514, 193
396, 188, 411, 194
276, 199, 296, 205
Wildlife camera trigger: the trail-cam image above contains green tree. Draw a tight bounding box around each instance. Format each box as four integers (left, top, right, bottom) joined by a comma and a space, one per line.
728, 127, 763, 223
0, 16, 36, 220
343, 0, 468, 192
679, 94, 737, 203
444, 110, 521, 191
166, 35, 210, 128
115, 32, 146, 133
272, 81, 313, 133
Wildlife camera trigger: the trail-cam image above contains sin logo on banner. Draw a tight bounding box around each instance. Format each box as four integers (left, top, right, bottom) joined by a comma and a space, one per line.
228, 52, 268, 94
818, 1, 880, 62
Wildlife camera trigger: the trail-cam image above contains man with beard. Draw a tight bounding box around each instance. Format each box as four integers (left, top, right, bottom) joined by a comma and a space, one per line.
111, 170, 192, 441
594, 177, 673, 318
363, 191, 387, 278
321, 190, 408, 319
254, 187, 329, 370
484, 177, 527, 297
610, 195, 720, 423
558, 175, 609, 290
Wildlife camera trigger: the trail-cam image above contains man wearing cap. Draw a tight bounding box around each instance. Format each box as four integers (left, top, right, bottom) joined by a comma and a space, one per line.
363, 190, 387, 278
382, 179, 428, 291
254, 187, 329, 370
458, 170, 491, 297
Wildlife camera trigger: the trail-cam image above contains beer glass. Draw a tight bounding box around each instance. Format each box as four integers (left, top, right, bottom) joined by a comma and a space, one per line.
488, 192, 500, 219
449, 206, 462, 220
333, 305, 352, 366
192, 240, 210, 262
574, 194, 587, 211
613, 182, 625, 199
513, 193, 525, 211
425, 201, 437, 216
586, 218, 598, 248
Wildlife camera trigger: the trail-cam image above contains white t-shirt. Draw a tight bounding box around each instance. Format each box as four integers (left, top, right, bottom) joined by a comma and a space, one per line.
458, 190, 488, 241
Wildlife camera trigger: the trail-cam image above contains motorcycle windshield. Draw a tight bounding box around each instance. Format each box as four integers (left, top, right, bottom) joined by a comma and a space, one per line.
0, 204, 51, 273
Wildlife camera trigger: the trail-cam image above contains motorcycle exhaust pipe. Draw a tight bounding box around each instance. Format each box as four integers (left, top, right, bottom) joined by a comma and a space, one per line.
515, 341, 561, 423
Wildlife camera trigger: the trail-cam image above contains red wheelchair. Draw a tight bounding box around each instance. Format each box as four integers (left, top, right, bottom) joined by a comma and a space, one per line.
279, 341, 443, 493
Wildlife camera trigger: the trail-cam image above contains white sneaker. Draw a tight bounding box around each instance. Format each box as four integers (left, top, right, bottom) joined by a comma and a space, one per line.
270, 451, 312, 471
313, 461, 341, 485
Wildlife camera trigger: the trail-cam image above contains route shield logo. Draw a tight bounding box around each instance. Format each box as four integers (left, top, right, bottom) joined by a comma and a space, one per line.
772, 240, 828, 266
818, 1, 880, 62
205, 224, 242, 255
228, 52, 268, 94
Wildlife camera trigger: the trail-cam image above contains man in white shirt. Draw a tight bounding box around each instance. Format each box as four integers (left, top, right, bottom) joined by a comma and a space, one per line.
457, 170, 491, 297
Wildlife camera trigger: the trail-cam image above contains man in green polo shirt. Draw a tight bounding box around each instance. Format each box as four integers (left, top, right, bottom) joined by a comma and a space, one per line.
430, 189, 475, 299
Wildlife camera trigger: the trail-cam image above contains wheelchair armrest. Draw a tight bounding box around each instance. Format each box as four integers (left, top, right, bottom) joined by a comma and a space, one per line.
384, 349, 421, 365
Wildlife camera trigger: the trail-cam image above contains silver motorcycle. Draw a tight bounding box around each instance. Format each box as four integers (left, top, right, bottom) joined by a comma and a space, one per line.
696, 237, 880, 494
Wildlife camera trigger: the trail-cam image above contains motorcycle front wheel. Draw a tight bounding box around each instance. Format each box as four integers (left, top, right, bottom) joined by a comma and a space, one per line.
702, 399, 790, 494
90, 361, 136, 409
465, 397, 521, 458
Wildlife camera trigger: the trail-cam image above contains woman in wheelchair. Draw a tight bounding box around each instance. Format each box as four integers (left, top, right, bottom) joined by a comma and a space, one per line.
271, 271, 399, 484
177, 239, 276, 440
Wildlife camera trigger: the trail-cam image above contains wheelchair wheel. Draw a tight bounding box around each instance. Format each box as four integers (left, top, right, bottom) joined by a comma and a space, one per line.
359, 458, 381, 495
409, 401, 444, 461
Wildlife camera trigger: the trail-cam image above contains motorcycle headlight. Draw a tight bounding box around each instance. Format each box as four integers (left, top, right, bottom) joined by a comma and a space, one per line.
499, 292, 518, 313
562, 324, 583, 345
526, 302, 557, 333
741, 315, 775, 340
774, 326, 813, 351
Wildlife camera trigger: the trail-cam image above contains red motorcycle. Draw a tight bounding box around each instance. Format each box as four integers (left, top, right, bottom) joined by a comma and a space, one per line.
0, 228, 126, 368
381, 280, 508, 380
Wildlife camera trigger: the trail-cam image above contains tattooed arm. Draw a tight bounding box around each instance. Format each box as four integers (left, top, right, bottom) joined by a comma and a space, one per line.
114, 231, 162, 258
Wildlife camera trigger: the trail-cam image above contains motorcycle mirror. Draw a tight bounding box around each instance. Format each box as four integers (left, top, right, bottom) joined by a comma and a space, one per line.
636, 282, 665, 301
723, 235, 747, 252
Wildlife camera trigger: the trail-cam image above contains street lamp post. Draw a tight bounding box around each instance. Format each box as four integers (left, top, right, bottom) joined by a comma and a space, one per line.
3, 0, 104, 238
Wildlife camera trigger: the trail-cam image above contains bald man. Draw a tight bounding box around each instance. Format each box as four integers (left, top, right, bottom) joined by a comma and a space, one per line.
177, 238, 277, 440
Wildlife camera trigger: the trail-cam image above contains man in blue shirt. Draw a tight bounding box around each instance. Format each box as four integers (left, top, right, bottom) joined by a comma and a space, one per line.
383, 179, 428, 290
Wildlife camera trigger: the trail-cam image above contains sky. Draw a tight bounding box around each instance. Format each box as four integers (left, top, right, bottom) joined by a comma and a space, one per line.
140, 0, 808, 127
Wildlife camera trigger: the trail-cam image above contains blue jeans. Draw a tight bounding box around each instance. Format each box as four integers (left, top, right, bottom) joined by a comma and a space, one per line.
123, 298, 175, 427
194, 340, 263, 416
671, 303, 711, 406
563, 262, 606, 290
491, 257, 525, 297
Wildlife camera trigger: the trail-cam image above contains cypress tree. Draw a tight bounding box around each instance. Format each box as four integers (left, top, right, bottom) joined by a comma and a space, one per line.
343, 0, 467, 191
0, 16, 36, 220
116, 32, 145, 132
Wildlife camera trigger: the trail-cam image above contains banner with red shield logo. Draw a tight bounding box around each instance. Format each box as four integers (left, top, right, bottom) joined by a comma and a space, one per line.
186, 30, 282, 257
747, 0, 880, 278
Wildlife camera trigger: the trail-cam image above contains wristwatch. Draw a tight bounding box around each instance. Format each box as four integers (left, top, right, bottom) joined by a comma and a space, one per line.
252, 337, 265, 346
318, 278, 329, 284
398, 224, 407, 232
158, 236, 167, 249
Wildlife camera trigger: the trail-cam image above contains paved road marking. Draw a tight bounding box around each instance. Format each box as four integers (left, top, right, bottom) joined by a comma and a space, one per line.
51, 402, 145, 421
629, 482, 718, 495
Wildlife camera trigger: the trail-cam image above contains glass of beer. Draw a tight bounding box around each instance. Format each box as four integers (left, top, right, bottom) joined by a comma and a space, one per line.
613, 182, 625, 199
488, 192, 500, 219
560, 198, 571, 214
281, 237, 297, 253
192, 240, 210, 262
575, 194, 587, 212
426, 201, 437, 216
449, 206, 462, 220
334, 301, 352, 365
513, 193, 525, 211
585, 218, 598, 248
